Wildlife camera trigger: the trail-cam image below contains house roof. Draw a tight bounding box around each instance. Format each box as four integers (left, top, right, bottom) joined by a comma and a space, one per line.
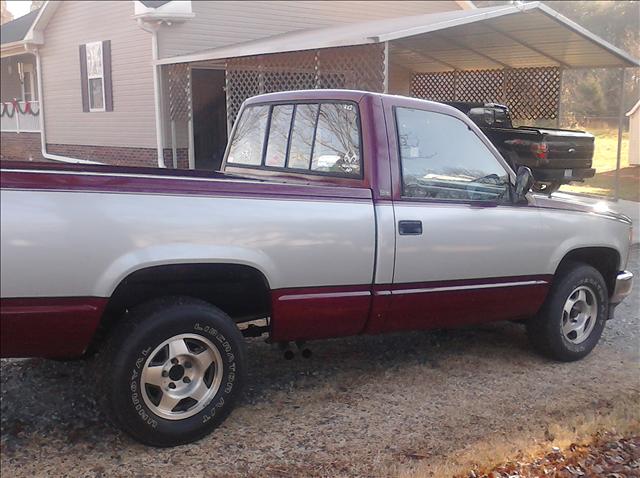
156, 2, 639, 70
139, 1, 173, 8
135, 0, 474, 10
2, 0, 191, 55
0, 9, 40, 45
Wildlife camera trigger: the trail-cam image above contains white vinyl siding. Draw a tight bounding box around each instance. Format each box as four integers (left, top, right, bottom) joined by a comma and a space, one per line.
40, 1, 156, 148
158, 1, 464, 59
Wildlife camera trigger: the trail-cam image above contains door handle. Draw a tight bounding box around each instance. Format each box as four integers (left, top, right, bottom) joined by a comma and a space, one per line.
398, 220, 423, 235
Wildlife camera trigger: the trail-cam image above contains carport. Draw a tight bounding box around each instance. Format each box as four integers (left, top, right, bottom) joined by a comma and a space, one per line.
156, 1, 639, 193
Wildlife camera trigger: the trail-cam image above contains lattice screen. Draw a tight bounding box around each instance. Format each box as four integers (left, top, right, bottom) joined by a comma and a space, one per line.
504, 67, 560, 120
456, 69, 504, 104
410, 71, 456, 102
411, 67, 560, 120
167, 63, 192, 121
226, 44, 385, 126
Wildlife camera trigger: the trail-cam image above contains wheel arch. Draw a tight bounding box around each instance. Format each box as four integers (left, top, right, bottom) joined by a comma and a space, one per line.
89, 262, 272, 353
554, 246, 620, 296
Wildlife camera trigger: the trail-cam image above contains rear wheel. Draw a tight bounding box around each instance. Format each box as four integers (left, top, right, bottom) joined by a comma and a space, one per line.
526, 263, 608, 362
99, 297, 246, 447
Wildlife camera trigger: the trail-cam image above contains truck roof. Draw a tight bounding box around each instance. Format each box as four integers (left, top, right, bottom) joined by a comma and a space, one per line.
243, 89, 471, 122
243, 88, 465, 110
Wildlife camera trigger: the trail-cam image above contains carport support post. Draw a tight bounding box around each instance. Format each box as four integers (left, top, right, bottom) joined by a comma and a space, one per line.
614, 68, 626, 201
556, 67, 564, 128
383, 42, 389, 93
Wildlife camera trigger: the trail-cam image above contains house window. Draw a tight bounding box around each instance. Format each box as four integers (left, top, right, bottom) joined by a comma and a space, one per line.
22, 70, 33, 101
86, 41, 105, 111
20, 63, 36, 102
79, 40, 113, 112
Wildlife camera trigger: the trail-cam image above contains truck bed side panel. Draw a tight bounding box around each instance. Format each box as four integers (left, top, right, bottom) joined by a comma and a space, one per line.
0, 170, 377, 354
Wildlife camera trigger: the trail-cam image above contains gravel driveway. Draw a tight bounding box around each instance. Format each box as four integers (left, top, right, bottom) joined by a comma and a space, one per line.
2, 248, 639, 478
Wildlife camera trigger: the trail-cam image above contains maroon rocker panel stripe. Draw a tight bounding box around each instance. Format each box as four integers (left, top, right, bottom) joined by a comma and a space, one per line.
270, 275, 552, 341
270, 285, 373, 341
371, 277, 551, 334
1, 276, 552, 356
0, 297, 107, 358
0, 169, 372, 202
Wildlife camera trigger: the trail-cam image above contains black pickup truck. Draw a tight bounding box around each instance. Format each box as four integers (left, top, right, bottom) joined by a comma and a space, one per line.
445, 102, 595, 193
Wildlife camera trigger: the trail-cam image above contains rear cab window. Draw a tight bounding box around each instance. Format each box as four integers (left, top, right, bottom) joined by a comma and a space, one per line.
226, 101, 362, 179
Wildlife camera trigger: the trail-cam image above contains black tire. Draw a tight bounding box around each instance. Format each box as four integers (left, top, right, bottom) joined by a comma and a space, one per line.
532, 181, 561, 195
98, 297, 246, 447
526, 263, 608, 362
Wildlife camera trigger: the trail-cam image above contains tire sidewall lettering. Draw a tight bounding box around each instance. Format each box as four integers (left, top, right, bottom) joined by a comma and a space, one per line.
127, 321, 238, 429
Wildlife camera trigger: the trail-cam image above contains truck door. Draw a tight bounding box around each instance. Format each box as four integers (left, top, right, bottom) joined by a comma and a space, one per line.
380, 102, 552, 333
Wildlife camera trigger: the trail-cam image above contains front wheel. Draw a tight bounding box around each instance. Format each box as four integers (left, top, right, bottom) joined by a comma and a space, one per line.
99, 297, 246, 447
526, 263, 608, 362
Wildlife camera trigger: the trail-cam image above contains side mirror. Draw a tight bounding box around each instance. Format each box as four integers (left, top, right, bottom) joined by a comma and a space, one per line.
468, 107, 495, 126
514, 166, 534, 202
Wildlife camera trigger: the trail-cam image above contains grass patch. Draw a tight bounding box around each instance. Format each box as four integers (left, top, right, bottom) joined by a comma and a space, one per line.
562, 166, 640, 202
396, 392, 640, 478
587, 128, 630, 173
559, 128, 637, 201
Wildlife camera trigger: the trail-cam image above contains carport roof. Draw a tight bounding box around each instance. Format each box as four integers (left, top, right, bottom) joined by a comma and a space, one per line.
156, 1, 639, 70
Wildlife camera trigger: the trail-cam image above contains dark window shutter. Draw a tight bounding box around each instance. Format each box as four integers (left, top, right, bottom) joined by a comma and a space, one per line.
79, 44, 89, 112
102, 40, 113, 112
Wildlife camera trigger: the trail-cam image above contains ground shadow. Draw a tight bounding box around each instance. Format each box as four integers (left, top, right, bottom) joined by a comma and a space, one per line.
0, 321, 537, 449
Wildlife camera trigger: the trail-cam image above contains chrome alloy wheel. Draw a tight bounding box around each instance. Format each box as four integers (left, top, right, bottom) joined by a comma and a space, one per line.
561, 285, 598, 345
141, 333, 223, 420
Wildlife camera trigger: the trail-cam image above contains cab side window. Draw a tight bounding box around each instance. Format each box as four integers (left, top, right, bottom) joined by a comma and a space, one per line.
395, 108, 510, 201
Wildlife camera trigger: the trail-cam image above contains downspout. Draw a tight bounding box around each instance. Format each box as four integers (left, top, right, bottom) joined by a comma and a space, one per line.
137, 18, 165, 168
33, 46, 101, 164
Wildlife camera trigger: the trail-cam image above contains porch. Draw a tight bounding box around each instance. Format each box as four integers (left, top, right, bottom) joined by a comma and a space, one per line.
0, 53, 41, 133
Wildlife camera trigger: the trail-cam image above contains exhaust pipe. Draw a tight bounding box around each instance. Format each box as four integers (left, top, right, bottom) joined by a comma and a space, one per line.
279, 342, 295, 360
277, 341, 311, 359
296, 341, 312, 359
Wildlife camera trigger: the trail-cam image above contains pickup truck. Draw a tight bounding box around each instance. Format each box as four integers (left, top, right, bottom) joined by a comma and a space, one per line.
445, 101, 596, 193
0, 90, 633, 447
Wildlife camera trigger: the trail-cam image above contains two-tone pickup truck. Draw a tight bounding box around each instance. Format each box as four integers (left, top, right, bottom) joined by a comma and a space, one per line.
445, 101, 596, 193
0, 90, 633, 447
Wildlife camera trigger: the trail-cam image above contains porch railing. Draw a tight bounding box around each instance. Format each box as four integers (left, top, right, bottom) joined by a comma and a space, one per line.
0, 100, 41, 133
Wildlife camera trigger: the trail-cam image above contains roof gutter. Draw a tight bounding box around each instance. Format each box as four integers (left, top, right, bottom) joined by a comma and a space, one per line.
455, 0, 476, 10
10, 2, 101, 164
1, 41, 30, 57
137, 18, 166, 168
133, 12, 195, 22
32, 47, 101, 164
